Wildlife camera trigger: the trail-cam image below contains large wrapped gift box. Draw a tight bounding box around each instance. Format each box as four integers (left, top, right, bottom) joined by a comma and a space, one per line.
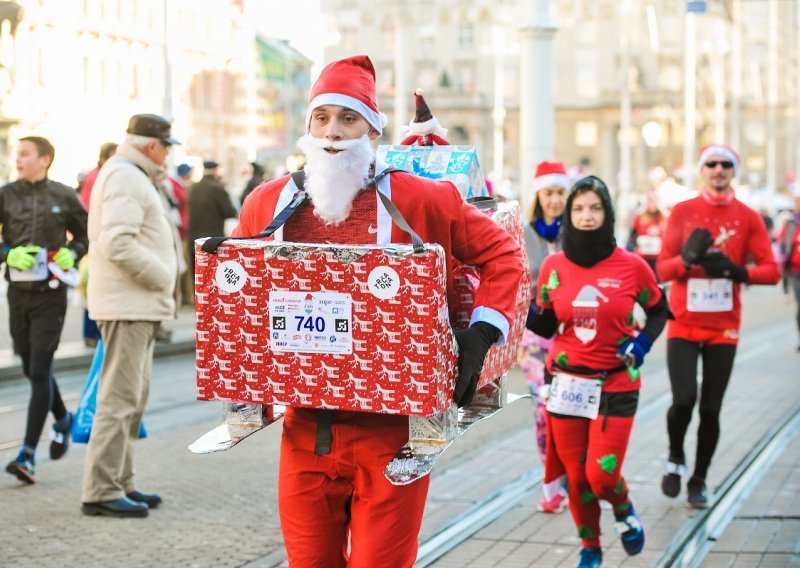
376, 145, 489, 199
450, 201, 532, 387
195, 242, 458, 416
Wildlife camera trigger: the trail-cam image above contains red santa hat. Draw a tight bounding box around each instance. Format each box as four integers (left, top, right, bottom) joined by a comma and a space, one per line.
306, 55, 388, 135
532, 161, 571, 193
698, 143, 740, 176
403, 89, 447, 138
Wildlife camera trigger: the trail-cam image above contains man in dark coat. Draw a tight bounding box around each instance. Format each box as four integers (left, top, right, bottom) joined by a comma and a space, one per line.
186, 160, 238, 278
239, 161, 266, 205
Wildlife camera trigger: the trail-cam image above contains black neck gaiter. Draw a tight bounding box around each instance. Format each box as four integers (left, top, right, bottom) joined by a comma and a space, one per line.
562, 224, 616, 267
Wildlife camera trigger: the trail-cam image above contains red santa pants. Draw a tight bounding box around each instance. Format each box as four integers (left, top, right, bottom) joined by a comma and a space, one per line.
549, 413, 635, 548
278, 408, 430, 568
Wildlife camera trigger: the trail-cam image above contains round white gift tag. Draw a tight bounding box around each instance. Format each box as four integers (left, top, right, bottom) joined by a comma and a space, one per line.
215, 260, 247, 293
368, 266, 400, 300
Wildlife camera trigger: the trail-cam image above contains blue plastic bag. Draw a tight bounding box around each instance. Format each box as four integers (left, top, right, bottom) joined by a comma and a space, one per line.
71, 339, 147, 443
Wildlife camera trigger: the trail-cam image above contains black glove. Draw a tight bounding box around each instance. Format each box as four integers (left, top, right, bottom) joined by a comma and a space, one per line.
698, 251, 748, 283
453, 322, 500, 407
681, 228, 714, 267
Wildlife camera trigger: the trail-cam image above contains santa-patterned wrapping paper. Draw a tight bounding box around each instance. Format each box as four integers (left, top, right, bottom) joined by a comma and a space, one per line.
376, 145, 489, 199
195, 241, 458, 417
451, 200, 532, 387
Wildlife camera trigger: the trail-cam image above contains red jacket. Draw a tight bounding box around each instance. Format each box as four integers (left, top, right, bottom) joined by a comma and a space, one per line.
630, 211, 666, 260
79, 167, 100, 210
657, 193, 780, 332
233, 170, 525, 334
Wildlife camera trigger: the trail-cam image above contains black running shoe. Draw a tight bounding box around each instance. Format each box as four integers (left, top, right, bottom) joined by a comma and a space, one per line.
661, 458, 686, 498
49, 411, 73, 460
686, 477, 709, 509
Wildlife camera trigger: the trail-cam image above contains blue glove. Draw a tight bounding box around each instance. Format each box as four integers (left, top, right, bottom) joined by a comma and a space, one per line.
617, 334, 653, 369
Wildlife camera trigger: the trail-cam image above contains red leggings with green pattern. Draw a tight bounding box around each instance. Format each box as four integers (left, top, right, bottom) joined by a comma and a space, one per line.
549, 413, 635, 548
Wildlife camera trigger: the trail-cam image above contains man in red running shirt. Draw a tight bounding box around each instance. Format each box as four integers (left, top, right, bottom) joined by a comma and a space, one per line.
656, 144, 780, 508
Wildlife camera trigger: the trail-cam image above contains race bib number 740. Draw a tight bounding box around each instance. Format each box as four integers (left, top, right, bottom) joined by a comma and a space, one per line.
269, 291, 352, 354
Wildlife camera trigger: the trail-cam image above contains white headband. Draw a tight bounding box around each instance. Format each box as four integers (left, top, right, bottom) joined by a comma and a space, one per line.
532, 174, 571, 194
306, 93, 388, 135
698, 145, 739, 176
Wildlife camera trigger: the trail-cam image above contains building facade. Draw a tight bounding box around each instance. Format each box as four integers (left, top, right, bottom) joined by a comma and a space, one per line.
321, 0, 800, 208
255, 36, 312, 177
0, 0, 311, 191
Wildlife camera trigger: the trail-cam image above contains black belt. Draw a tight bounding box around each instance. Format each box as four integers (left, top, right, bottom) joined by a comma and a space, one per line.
314, 409, 334, 455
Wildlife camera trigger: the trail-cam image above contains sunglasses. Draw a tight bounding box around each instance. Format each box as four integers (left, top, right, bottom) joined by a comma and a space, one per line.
704, 160, 734, 169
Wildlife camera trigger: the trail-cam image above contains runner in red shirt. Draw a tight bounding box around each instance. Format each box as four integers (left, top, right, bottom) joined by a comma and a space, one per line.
656, 144, 781, 508
778, 191, 800, 350
527, 176, 668, 568
628, 190, 666, 276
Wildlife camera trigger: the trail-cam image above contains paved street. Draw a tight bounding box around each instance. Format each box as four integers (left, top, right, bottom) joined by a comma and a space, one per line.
0, 285, 797, 567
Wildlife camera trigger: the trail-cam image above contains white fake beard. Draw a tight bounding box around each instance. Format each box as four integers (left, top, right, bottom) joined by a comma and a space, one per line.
296, 133, 374, 224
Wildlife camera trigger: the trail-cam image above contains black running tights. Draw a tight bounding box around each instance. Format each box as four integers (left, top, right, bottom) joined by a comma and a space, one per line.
21, 350, 66, 450
665, 338, 737, 482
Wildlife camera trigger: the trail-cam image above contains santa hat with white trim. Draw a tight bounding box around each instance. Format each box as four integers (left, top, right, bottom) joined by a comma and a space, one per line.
532, 160, 571, 193
403, 89, 448, 137
305, 55, 388, 135
697, 143, 740, 176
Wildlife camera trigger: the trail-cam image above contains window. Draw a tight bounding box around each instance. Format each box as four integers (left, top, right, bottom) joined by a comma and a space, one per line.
36, 48, 46, 87
576, 122, 598, 147
574, 48, 598, 98
418, 24, 435, 51
457, 23, 474, 49
341, 27, 358, 50
455, 66, 474, 95
380, 20, 394, 50
82, 56, 89, 93
130, 63, 138, 99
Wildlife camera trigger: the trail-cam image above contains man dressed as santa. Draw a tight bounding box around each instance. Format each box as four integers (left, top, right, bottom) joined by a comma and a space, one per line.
235, 55, 524, 567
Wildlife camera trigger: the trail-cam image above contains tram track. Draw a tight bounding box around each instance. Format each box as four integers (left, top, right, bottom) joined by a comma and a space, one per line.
413, 321, 794, 567
414, 399, 800, 568
654, 402, 800, 568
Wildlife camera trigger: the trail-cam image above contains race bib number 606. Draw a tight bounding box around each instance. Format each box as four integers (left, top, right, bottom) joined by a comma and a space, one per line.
546, 372, 602, 419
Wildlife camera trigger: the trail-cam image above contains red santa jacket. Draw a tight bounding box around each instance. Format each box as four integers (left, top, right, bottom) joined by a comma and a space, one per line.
233, 167, 525, 339
630, 211, 666, 260
657, 192, 780, 333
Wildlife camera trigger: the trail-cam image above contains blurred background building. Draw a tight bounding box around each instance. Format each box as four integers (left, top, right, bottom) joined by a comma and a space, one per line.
0, 0, 311, 190
321, 0, 800, 218
0, 0, 798, 222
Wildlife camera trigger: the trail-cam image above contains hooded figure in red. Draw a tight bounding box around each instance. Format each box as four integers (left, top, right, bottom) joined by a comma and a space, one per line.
235, 55, 524, 568
527, 176, 669, 567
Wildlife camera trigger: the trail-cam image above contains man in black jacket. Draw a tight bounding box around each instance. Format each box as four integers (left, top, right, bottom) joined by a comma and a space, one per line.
186, 160, 237, 279
1, 136, 88, 484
